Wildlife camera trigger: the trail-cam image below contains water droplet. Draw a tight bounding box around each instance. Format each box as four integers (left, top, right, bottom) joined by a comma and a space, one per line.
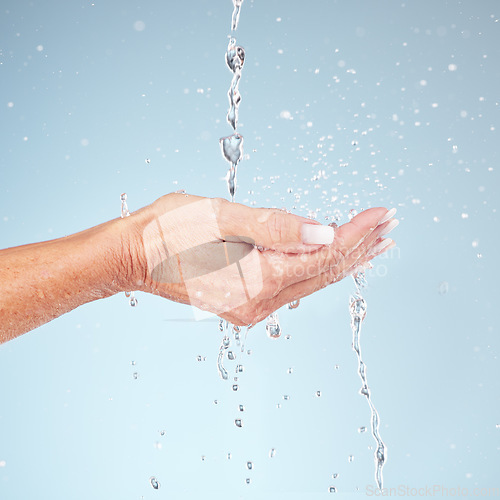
228, 351, 235, 360
438, 281, 449, 295
335, 364, 340, 370
283, 395, 290, 401
266, 312, 281, 338
316, 390, 321, 397
496, 424, 500, 429
332, 473, 339, 479
145, 158, 151, 164
358, 426, 367, 433
226, 44, 245, 72
477, 253, 483, 259
348, 455, 354, 463
214, 399, 218, 405
287, 367, 293, 374
236, 364, 244, 373
160, 430, 166, 436
227, 452, 232, 459
220, 133, 244, 165
285, 334, 291, 340
287, 299, 300, 309
360, 386, 370, 397
150, 476, 160, 489
235, 419, 243, 427
239, 404, 245, 411
232, 384, 239, 391
269, 448, 276, 458
197, 355, 206, 361
131, 360, 136, 366
245, 478, 251, 485
129, 296, 138, 307
246, 461, 253, 470
201, 455, 206, 461
329, 486, 337, 493
133, 372, 139, 380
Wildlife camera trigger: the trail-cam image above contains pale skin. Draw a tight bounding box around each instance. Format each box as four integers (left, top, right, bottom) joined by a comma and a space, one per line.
0, 193, 397, 344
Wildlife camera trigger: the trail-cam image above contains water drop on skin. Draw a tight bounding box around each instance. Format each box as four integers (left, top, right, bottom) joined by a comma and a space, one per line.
287, 299, 300, 309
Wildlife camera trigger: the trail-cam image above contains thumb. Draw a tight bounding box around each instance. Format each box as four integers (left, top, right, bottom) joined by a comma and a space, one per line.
220, 201, 335, 253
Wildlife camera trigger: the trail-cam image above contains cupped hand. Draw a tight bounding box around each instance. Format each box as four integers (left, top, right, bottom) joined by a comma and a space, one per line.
129, 193, 397, 326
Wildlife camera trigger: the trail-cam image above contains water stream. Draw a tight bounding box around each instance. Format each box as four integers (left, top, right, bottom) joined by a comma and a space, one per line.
349, 270, 387, 489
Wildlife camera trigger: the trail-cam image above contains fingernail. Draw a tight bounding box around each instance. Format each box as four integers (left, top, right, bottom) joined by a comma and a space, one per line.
378, 218, 399, 237
301, 223, 335, 245
369, 238, 393, 256
378, 208, 397, 225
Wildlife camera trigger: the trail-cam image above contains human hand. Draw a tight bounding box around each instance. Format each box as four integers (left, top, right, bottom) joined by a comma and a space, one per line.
126, 193, 397, 326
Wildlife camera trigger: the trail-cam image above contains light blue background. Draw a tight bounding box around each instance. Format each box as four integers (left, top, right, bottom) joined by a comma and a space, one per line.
1, 1, 498, 498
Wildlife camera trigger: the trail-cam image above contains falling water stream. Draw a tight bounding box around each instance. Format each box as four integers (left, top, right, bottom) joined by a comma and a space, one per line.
349, 261, 387, 489
214, 1, 387, 492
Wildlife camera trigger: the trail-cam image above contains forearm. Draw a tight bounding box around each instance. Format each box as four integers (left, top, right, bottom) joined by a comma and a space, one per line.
0, 217, 133, 343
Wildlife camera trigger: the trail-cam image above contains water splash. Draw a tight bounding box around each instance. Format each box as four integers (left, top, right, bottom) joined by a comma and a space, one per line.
120, 193, 137, 307
349, 271, 386, 489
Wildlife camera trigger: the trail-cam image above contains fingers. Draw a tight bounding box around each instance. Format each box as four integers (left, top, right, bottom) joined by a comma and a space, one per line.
267, 235, 397, 313
268, 208, 398, 290
216, 199, 335, 253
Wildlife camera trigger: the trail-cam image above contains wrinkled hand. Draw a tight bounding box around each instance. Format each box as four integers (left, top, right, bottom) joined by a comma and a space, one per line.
128, 193, 397, 326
